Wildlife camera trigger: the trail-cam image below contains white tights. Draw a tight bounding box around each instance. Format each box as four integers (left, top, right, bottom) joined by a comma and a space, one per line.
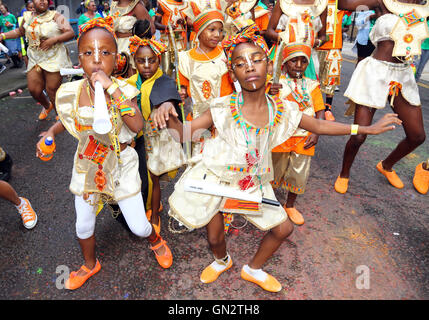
74, 193, 152, 239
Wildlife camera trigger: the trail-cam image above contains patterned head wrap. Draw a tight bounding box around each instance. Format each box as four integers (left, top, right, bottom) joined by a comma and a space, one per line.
78, 16, 117, 43
128, 35, 167, 56
193, 9, 224, 41
221, 24, 269, 69
282, 43, 312, 65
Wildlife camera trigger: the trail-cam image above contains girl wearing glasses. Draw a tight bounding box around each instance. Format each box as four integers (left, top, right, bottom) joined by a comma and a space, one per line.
151, 25, 401, 293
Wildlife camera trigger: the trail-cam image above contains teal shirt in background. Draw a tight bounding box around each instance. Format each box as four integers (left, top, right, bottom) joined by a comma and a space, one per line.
422, 20, 429, 50
0, 13, 18, 33
78, 12, 102, 29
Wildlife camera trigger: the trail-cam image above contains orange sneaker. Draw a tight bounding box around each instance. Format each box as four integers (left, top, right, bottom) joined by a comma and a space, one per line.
65, 260, 101, 290
16, 197, 37, 229
200, 256, 233, 284
413, 162, 429, 194
334, 175, 349, 194
284, 207, 304, 225
241, 265, 282, 293
150, 237, 173, 269
38, 103, 54, 120
376, 161, 404, 189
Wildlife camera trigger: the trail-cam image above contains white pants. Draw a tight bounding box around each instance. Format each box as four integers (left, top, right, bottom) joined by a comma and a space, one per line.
74, 193, 152, 239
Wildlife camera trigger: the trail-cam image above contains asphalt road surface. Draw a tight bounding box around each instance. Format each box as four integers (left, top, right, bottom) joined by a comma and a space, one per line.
0, 57, 428, 301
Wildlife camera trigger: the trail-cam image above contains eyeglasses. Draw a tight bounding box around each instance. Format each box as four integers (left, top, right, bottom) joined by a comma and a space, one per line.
232, 55, 267, 70
79, 50, 117, 61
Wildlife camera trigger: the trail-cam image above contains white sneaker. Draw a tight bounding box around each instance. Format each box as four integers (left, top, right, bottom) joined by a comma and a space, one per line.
0, 65, 6, 74
16, 197, 38, 229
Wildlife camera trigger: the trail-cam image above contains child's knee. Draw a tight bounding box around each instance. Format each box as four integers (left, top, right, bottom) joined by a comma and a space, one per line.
272, 220, 294, 240
129, 221, 152, 238
75, 221, 95, 239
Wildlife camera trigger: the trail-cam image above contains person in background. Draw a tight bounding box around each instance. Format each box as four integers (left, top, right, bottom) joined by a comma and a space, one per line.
353, 9, 377, 65
102, 1, 110, 17
0, 4, 23, 68
78, 0, 102, 29
19, 1, 35, 68
415, 18, 429, 82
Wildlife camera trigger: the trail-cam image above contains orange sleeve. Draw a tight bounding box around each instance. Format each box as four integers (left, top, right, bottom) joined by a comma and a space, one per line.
179, 70, 191, 97
311, 86, 325, 113
255, 14, 270, 31
220, 72, 234, 97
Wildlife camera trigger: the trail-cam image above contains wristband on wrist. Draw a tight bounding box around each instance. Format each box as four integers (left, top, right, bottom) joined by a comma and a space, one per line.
107, 82, 119, 96
1, 33, 5, 40
119, 105, 136, 117
351, 124, 359, 135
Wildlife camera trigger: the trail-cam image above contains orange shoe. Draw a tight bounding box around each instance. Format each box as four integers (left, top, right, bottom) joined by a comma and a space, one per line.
413, 162, 429, 194
38, 103, 54, 120
335, 175, 349, 194
241, 266, 282, 293
150, 237, 173, 269
65, 260, 101, 290
200, 256, 233, 284
284, 207, 304, 225
376, 161, 404, 189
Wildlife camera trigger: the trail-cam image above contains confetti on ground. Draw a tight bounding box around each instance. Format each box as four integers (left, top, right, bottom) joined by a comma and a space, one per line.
37, 268, 43, 274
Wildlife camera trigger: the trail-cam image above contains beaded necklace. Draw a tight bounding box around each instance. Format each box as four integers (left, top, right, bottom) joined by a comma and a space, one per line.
231, 92, 278, 190
284, 74, 311, 111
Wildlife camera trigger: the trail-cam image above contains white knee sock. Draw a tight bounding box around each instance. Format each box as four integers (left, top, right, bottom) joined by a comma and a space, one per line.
243, 264, 267, 282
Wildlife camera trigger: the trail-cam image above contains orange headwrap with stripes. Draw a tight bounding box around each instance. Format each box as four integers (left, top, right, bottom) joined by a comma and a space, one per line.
193, 9, 224, 41
282, 43, 312, 65
221, 24, 269, 69
78, 16, 117, 43
129, 35, 167, 56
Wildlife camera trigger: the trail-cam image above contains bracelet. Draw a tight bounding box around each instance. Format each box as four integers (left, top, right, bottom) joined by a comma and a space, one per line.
119, 104, 136, 117
1, 33, 5, 40
107, 82, 119, 96
351, 124, 359, 135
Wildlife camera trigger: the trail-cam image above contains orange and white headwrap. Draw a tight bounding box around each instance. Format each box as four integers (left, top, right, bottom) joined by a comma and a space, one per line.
128, 35, 167, 56
221, 24, 269, 69
192, 9, 224, 41
282, 43, 312, 65
78, 16, 117, 43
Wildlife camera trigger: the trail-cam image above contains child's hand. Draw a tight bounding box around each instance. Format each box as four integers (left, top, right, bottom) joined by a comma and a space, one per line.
153, 102, 178, 129
179, 87, 187, 102
90, 70, 113, 90
268, 83, 282, 96
39, 38, 57, 50
36, 131, 56, 158
304, 133, 319, 149
366, 113, 402, 135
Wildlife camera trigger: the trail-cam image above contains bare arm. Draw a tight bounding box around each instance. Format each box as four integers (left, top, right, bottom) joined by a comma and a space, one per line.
152, 104, 214, 143
154, 6, 166, 31
266, 1, 282, 42
133, 2, 156, 35
298, 113, 402, 136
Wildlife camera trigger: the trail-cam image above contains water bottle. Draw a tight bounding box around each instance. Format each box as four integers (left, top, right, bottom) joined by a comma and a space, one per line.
38, 136, 56, 161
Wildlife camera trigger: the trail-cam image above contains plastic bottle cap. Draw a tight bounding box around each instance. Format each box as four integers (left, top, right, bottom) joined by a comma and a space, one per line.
45, 137, 53, 146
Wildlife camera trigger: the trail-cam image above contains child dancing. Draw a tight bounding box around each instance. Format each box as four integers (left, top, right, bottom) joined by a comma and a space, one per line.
152, 25, 401, 292
37, 18, 173, 290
